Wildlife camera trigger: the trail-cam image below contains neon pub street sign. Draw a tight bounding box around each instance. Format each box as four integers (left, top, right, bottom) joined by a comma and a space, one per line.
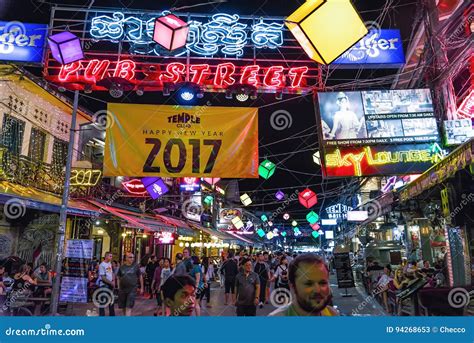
56, 59, 309, 90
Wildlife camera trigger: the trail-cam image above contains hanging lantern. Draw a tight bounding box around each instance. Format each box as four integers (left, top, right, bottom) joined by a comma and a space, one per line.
275, 190, 285, 201
312, 230, 320, 239
291, 220, 298, 227
231, 216, 244, 229
311, 223, 321, 231
48, 31, 84, 65
313, 151, 321, 165
283, 213, 290, 220
203, 195, 213, 206
285, 0, 368, 65
306, 211, 319, 225
299, 188, 318, 208
281, 231, 287, 237
257, 228, 266, 237
261, 214, 268, 222
259, 159, 276, 179
268, 221, 273, 227
240, 193, 252, 206
153, 14, 190, 51
293, 227, 301, 236
266, 232, 274, 240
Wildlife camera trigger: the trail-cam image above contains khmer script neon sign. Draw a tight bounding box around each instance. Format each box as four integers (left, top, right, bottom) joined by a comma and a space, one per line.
89, 12, 284, 57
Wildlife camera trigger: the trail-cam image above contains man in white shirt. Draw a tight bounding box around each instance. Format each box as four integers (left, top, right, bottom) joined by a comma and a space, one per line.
97, 252, 115, 316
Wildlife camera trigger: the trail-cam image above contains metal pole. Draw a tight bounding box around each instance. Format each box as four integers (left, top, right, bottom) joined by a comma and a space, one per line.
50, 89, 80, 315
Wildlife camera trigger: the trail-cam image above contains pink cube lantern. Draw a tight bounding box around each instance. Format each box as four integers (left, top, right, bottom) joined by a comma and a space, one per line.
47, 31, 84, 65
311, 223, 320, 231
153, 14, 189, 51
298, 188, 317, 209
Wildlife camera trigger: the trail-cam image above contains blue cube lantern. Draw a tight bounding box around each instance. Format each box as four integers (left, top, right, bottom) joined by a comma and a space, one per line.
48, 31, 84, 65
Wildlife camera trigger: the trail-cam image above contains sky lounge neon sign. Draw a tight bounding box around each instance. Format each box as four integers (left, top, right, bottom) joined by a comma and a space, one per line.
89, 12, 284, 57
58, 59, 309, 89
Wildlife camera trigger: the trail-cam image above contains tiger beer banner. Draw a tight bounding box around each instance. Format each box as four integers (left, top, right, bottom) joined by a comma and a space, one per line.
104, 104, 259, 178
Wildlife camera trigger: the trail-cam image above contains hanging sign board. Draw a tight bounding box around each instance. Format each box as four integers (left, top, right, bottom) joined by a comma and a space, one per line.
104, 104, 258, 178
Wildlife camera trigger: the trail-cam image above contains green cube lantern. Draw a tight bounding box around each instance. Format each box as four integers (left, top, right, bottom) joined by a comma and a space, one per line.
261, 214, 268, 222
259, 160, 276, 179
257, 228, 266, 237
281, 231, 287, 237
312, 230, 320, 239
306, 211, 319, 225
204, 195, 213, 206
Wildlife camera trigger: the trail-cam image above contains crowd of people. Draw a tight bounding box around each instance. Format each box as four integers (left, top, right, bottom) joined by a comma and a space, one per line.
86, 248, 338, 317
0, 262, 53, 314
364, 256, 448, 315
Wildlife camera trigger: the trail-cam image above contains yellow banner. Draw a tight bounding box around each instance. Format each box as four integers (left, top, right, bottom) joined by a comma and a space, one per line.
104, 104, 259, 178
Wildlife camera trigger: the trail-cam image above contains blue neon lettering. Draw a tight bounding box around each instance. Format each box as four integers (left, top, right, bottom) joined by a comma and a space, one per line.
89, 12, 284, 57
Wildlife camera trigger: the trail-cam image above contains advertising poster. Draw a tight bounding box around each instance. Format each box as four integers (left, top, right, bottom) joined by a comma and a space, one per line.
443, 119, 474, 146
104, 104, 259, 178
318, 89, 438, 146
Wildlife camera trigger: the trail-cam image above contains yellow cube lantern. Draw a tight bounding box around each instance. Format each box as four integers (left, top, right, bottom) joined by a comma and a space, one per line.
285, 0, 368, 65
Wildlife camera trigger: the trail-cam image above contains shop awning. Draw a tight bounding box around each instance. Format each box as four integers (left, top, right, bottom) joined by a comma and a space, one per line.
188, 223, 236, 241
0, 181, 100, 217
399, 138, 474, 202
155, 215, 196, 236
87, 200, 176, 233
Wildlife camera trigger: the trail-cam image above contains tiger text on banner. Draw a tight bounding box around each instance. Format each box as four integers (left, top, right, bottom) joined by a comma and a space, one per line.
104, 104, 259, 178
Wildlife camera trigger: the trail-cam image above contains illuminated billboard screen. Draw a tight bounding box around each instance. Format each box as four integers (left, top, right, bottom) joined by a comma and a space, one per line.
321, 144, 442, 178
317, 89, 439, 146
443, 119, 474, 146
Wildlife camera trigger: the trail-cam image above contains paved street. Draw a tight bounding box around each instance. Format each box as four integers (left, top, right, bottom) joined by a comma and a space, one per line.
66, 273, 385, 317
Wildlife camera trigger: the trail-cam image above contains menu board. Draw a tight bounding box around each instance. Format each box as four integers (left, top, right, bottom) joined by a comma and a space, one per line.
65, 239, 94, 259
59, 276, 88, 303
333, 253, 355, 289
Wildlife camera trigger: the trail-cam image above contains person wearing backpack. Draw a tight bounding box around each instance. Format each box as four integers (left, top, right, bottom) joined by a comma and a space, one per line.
273, 256, 290, 290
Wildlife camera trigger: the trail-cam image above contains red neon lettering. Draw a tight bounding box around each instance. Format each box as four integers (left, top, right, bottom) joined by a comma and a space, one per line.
288, 66, 308, 88
160, 62, 186, 83
214, 63, 236, 87
190, 64, 210, 84
263, 66, 285, 88
58, 62, 81, 82
84, 59, 110, 83
240, 65, 260, 86
113, 60, 136, 80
